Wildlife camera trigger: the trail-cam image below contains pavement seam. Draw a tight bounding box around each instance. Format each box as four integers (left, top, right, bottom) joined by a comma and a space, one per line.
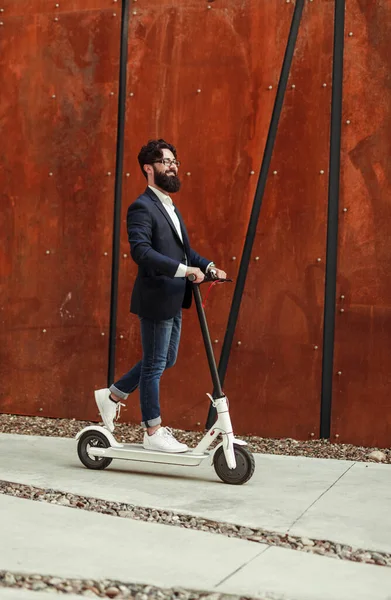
214, 546, 271, 589
286, 461, 356, 533
1, 480, 390, 568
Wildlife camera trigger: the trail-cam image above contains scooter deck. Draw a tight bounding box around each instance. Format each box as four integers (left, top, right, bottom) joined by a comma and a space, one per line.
88, 442, 210, 467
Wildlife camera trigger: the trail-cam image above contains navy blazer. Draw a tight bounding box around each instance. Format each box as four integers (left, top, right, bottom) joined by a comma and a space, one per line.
127, 187, 210, 320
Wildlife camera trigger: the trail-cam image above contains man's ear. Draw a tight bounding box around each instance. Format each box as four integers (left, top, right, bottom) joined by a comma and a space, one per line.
144, 164, 153, 176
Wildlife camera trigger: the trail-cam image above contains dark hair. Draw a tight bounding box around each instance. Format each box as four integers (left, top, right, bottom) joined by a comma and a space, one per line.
138, 139, 177, 179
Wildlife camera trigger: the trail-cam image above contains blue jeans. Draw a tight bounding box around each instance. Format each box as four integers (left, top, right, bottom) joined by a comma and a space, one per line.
110, 311, 182, 428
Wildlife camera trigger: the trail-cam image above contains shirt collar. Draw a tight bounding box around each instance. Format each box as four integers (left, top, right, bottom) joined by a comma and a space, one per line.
148, 185, 173, 207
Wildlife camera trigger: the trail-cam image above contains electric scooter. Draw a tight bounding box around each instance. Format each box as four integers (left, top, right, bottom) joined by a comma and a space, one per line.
76, 274, 255, 485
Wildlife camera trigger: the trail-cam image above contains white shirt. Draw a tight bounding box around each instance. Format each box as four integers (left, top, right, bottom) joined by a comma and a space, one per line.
148, 185, 187, 277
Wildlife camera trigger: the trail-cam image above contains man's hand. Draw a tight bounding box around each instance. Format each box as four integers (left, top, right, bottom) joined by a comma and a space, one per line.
213, 268, 227, 279
186, 267, 205, 284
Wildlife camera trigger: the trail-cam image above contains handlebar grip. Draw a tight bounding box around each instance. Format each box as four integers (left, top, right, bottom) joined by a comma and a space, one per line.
187, 273, 197, 282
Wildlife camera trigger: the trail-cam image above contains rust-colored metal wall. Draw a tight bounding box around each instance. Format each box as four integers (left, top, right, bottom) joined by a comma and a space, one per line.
331, 0, 391, 446
0, 1, 120, 419
2, 1, 391, 446
115, 0, 333, 438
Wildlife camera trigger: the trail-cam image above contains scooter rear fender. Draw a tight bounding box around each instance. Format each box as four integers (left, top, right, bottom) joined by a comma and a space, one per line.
75, 425, 123, 448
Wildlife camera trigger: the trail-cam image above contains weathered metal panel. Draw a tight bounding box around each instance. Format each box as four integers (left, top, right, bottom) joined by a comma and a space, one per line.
223, 0, 334, 439
331, 0, 391, 446
115, 0, 333, 437
0, 3, 121, 419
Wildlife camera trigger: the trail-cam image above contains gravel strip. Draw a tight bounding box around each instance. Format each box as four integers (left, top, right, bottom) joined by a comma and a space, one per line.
1, 480, 390, 569
0, 571, 253, 599
0, 414, 390, 463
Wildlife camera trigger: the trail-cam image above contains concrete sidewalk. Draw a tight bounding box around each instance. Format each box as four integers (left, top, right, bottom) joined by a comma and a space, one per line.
1, 433, 391, 600
2, 493, 391, 600
1, 433, 391, 552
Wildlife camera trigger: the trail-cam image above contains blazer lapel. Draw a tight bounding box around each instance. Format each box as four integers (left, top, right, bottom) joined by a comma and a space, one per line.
145, 187, 184, 247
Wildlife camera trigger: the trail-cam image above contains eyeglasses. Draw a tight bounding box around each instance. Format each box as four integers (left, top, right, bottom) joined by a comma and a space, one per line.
152, 158, 181, 168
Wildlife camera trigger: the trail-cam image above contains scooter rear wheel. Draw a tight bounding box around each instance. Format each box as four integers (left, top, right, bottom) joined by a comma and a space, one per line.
213, 443, 255, 485
77, 431, 113, 470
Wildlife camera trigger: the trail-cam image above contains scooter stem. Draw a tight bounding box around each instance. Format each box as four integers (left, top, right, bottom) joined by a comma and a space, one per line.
192, 283, 224, 398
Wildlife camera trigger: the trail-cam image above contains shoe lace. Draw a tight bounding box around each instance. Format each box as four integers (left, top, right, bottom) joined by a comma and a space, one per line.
115, 402, 125, 421
162, 427, 175, 438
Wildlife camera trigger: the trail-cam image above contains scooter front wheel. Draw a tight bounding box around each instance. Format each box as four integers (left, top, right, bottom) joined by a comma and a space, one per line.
77, 430, 113, 470
213, 443, 255, 485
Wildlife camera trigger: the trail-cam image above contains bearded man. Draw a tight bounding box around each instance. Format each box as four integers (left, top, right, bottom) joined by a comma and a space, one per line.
95, 139, 226, 452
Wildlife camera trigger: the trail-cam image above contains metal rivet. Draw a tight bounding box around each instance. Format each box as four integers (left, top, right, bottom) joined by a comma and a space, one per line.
197, 89, 202, 93
207, 4, 212, 8
314, 345, 319, 350
346, 119, 351, 124
196, 421, 201, 426
337, 371, 342, 376
0, 9, 4, 12
214, 339, 219, 343
348, 32, 353, 37
340, 294, 345, 299
46, 250, 51, 255
126, 173, 130, 177
255, 256, 260, 261
186, 172, 191, 176
55, 2, 60, 7
42, 329, 47, 333
123, 253, 128, 258
343, 207, 348, 212
104, 252, 108, 256
319, 170, 325, 174
335, 433, 340, 438
119, 335, 124, 339
107, 172, 112, 176
250, 170, 255, 175
54, 17, 59, 21
286, 0, 291, 3
39, 408, 43, 412
340, 308, 345, 313
51, 94, 56, 98
273, 170, 278, 175
113, 0, 118, 2
291, 84, 296, 89
0, 21, 3, 25
129, 92, 134, 97
237, 341, 242, 346
316, 258, 321, 262
310, 432, 315, 437
268, 85, 273, 90
113, 12, 117, 16
49, 172, 53, 177
101, 332, 105, 336
322, 83, 327, 87
132, 10, 137, 15
110, 91, 115, 96
232, 256, 237, 261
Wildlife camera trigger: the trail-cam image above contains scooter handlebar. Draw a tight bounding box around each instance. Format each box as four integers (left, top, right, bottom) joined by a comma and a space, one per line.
187, 273, 232, 284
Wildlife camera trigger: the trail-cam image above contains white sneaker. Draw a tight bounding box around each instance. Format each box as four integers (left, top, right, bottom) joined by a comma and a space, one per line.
94, 388, 124, 433
143, 427, 188, 453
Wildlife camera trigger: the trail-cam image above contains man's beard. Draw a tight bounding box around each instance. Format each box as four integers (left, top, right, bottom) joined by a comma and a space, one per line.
153, 167, 181, 193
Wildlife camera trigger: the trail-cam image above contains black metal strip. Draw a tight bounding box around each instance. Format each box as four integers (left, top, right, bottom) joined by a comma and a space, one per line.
107, 0, 130, 386
320, 0, 345, 438
206, 0, 305, 429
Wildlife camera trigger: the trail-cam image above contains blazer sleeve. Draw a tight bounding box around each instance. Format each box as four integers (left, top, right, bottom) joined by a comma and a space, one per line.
188, 248, 210, 273
127, 202, 181, 278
